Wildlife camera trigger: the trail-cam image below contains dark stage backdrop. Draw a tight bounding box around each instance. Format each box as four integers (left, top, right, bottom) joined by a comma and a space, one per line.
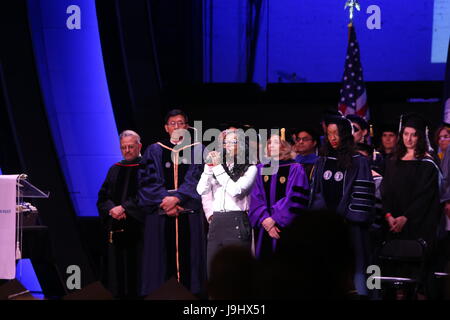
0, 0, 95, 293
205, 0, 449, 85
0, 0, 446, 297
95, 0, 445, 148
96, 0, 203, 146
161, 81, 445, 149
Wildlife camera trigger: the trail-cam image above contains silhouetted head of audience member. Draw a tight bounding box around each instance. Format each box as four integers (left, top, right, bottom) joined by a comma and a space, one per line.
254, 210, 356, 299
355, 142, 374, 158
207, 245, 257, 300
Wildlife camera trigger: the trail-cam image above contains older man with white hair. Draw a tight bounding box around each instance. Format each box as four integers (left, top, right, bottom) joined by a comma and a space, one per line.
97, 129, 144, 299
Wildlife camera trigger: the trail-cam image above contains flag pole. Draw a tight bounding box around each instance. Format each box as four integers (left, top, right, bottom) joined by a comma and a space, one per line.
339, 0, 369, 120
344, 0, 360, 24
344, 0, 360, 47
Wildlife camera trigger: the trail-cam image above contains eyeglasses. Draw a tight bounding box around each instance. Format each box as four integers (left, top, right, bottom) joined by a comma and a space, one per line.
223, 140, 238, 145
167, 121, 186, 127
121, 145, 137, 151
296, 137, 312, 142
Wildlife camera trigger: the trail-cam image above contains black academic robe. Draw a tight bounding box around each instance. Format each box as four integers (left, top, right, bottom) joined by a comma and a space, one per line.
380, 158, 443, 292
381, 158, 443, 245
309, 154, 376, 296
97, 157, 144, 298
138, 140, 207, 296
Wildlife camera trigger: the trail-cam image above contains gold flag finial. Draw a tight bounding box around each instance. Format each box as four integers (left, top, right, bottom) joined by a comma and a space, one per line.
280, 128, 286, 141
344, 0, 360, 22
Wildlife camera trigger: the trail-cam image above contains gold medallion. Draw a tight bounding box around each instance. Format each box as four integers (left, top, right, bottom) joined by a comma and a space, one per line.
279, 176, 286, 184
263, 175, 269, 183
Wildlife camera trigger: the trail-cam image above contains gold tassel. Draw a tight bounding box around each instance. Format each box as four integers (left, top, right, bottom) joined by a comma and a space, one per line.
280, 128, 286, 141
16, 242, 22, 260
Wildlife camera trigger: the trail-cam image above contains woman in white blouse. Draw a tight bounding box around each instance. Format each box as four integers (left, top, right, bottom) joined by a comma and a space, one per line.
196, 129, 257, 276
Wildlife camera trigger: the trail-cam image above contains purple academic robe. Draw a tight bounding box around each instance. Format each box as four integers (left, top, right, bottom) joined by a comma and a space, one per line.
249, 160, 310, 259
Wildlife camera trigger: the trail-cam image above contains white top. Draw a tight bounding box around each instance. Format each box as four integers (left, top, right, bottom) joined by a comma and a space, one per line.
196, 164, 257, 222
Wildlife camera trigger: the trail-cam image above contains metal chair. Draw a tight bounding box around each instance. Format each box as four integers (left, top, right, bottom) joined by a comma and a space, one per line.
375, 239, 427, 300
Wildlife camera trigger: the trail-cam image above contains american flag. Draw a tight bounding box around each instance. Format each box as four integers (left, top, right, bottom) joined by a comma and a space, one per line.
338, 24, 369, 120
443, 38, 450, 125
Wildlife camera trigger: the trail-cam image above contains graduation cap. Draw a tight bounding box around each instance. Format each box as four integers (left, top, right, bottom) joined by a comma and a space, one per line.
370, 122, 399, 142
324, 114, 354, 137
377, 123, 399, 135
399, 112, 428, 133
346, 114, 369, 131
399, 112, 433, 152
322, 106, 344, 123
218, 121, 246, 131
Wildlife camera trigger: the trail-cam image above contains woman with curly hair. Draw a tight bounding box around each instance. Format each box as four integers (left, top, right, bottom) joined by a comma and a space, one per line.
309, 113, 376, 296
197, 128, 257, 276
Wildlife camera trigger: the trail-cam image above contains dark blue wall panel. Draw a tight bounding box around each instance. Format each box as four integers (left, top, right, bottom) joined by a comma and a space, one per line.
206, 0, 449, 85
28, 0, 121, 217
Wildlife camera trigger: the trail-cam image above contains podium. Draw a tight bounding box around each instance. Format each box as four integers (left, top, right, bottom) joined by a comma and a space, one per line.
16, 175, 50, 198
0, 174, 61, 299
15, 175, 50, 261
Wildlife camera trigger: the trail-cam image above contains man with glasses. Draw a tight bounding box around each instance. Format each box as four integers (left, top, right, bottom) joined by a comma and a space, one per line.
138, 109, 206, 297
293, 126, 319, 179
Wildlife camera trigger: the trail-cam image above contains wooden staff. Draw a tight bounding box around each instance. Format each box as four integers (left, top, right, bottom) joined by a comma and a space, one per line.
157, 141, 200, 283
